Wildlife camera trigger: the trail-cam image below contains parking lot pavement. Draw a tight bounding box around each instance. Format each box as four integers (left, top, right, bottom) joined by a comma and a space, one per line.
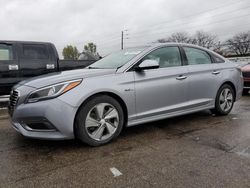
0, 97, 250, 188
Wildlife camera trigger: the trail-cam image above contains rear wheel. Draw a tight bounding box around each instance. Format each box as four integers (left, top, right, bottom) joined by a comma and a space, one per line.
75, 95, 124, 146
211, 84, 235, 116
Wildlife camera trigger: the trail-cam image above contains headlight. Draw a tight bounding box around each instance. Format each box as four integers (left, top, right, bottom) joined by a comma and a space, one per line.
27, 79, 82, 103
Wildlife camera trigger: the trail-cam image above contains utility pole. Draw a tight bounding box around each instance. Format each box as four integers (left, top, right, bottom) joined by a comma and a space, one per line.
121, 31, 124, 50
121, 30, 128, 50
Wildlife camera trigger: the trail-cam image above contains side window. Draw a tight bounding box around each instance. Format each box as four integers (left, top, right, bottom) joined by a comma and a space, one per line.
0, 44, 13, 61
142, 47, 182, 68
212, 54, 225, 63
22, 44, 49, 59
184, 47, 212, 65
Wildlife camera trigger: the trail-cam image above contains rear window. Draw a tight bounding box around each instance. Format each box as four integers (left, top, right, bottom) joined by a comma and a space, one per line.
0, 44, 13, 60
22, 44, 49, 59
184, 47, 212, 65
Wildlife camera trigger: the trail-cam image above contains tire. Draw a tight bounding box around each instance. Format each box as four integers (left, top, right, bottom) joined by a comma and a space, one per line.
243, 89, 249, 95
75, 95, 124, 146
211, 84, 235, 116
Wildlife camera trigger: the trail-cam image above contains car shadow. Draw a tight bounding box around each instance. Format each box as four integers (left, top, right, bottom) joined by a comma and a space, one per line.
6, 109, 228, 165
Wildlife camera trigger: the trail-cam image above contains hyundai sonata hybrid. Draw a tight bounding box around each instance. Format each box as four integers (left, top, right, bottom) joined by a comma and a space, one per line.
9, 43, 243, 146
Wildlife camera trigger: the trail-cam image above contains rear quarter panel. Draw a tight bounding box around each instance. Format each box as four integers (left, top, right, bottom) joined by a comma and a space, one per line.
216, 61, 243, 100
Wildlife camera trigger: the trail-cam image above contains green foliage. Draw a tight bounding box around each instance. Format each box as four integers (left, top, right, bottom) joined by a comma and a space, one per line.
62, 45, 79, 60
84, 42, 97, 55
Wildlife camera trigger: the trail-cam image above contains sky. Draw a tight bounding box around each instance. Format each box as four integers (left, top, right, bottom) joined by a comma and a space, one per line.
1, 0, 250, 57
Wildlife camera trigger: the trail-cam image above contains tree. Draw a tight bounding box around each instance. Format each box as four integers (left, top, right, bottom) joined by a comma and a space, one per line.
225, 31, 250, 56
157, 32, 193, 43
213, 42, 225, 56
62, 45, 79, 60
156, 31, 218, 49
191, 31, 218, 49
84, 42, 97, 55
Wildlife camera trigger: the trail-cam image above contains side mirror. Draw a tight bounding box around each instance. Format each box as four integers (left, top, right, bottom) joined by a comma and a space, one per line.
135, 59, 159, 71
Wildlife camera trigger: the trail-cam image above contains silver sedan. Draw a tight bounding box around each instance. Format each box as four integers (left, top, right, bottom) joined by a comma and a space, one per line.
9, 43, 243, 146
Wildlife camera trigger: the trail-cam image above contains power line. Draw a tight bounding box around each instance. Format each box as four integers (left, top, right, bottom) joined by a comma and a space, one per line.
128, 0, 247, 36
128, 6, 250, 38
57, 24, 250, 52
126, 13, 250, 41
72, 35, 121, 46
59, 0, 248, 51
98, 1, 250, 50
58, 1, 250, 53
124, 28, 250, 48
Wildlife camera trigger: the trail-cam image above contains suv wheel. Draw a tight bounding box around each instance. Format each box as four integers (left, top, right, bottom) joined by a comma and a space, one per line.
75, 95, 124, 146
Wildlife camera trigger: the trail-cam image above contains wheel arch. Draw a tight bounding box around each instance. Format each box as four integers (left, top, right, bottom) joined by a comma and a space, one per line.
73, 91, 128, 137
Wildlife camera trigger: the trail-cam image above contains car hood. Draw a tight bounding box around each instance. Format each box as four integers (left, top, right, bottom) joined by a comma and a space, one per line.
17, 69, 116, 89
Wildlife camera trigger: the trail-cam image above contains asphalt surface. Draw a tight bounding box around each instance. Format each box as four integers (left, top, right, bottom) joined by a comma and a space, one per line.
0, 97, 250, 188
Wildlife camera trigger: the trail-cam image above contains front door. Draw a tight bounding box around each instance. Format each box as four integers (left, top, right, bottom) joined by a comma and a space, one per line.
133, 46, 189, 120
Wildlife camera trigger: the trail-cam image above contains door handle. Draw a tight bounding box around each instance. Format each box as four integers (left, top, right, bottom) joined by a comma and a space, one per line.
8, 65, 19, 70
212, 70, 220, 75
46, 64, 55, 69
176, 75, 187, 80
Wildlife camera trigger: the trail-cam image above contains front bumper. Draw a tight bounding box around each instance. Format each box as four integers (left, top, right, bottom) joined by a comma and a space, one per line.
9, 98, 78, 140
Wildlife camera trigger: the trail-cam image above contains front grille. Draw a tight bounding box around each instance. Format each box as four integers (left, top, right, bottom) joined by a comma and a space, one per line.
8, 90, 20, 116
243, 72, 250, 78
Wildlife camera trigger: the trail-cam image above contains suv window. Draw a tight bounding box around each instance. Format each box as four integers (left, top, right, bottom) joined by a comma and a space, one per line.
22, 44, 49, 59
184, 47, 212, 65
142, 47, 182, 68
0, 44, 13, 60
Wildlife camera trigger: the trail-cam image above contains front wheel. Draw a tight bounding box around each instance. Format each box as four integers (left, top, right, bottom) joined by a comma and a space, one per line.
75, 95, 124, 146
211, 84, 235, 116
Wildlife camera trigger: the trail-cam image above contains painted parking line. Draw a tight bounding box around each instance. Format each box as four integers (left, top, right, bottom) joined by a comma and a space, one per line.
110, 167, 123, 177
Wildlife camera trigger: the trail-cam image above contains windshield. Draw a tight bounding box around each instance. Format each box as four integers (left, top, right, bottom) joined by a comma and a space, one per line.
88, 47, 145, 69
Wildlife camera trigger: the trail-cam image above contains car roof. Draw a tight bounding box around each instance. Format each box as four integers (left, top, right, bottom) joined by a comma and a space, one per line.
0, 40, 53, 45
148, 42, 210, 50
132, 42, 225, 59
129, 42, 214, 52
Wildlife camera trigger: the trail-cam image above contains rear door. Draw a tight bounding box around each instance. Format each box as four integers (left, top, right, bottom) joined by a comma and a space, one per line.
18, 43, 56, 79
0, 43, 20, 94
183, 46, 222, 107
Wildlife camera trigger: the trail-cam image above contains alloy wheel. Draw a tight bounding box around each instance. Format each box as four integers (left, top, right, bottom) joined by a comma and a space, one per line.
219, 88, 233, 112
85, 103, 119, 141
